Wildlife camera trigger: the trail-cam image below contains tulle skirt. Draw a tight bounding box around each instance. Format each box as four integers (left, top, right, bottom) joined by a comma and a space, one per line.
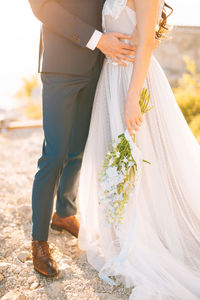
78, 56, 200, 300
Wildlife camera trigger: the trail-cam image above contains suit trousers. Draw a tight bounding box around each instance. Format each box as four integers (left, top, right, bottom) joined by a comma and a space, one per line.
32, 58, 102, 241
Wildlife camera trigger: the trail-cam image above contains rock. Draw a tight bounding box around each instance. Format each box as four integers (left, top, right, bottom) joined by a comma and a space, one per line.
0, 262, 11, 271
65, 285, 72, 291
60, 255, 72, 263
17, 295, 26, 300
30, 281, 40, 290
59, 259, 71, 271
14, 267, 22, 274
3, 248, 13, 259
1, 291, 19, 300
28, 276, 37, 284
47, 282, 64, 298
0, 273, 4, 282
26, 261, 33, 267
25, 291, 38, 300
23, 242, 30, 250
17, 252, 29, 263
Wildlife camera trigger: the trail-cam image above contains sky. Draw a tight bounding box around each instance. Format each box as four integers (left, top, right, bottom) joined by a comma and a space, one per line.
0, 0, 200, 110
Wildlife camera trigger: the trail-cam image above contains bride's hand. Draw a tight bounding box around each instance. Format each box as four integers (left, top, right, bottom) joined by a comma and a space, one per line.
97, 32, 136, 66
125, 94, 143, 137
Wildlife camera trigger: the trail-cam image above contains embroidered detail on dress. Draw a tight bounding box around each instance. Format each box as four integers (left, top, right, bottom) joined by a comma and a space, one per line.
102, 0, 127, 31
102, 0, 164, 32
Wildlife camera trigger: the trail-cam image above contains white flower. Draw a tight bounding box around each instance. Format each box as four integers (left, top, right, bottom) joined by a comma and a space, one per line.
117, 193, 123, 201
124, 157, 128, 164
106, 166, 118, 177
128, 161, 134, 168
108, 157, 114, 166
116, 174, 124, 184
121, 165, 126, 174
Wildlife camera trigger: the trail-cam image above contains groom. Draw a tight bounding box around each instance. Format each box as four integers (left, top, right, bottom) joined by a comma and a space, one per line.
28, 0, 136, 277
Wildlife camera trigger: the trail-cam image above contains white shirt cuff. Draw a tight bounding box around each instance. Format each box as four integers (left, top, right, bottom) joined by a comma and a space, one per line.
86, 30, 102, 50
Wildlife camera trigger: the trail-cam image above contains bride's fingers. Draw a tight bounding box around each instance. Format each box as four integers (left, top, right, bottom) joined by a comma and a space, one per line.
118, 55, 135, 63
136, 118, 143, 126
136, 120, 142, 127
113, 56, 127, 67
119, 42, 136, 52
126, 121, 135, 138
115, 32, 132, 40
139, 115, 143, 123
132, 122, 140, 132
120, 49, 136, 56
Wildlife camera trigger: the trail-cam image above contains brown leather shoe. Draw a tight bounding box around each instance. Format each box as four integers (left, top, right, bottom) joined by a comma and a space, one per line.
31, 240, 58, 277
51, 213, 80, 238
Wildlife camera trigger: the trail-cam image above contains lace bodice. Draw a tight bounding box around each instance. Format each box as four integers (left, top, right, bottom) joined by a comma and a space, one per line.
102, 0, 164, 33
103, 5, 136, 35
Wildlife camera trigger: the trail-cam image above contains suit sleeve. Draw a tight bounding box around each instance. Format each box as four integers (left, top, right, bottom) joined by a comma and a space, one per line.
28, 0, 96, 47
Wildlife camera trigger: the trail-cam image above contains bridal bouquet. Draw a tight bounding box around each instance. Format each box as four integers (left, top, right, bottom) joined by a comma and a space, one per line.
99, 88, 152, 226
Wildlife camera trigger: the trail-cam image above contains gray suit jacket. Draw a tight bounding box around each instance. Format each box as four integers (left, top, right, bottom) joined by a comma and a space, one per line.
28, 0, 105, 74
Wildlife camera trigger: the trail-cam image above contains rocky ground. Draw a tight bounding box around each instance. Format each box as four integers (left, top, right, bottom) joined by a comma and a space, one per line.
0, 128, 131, 300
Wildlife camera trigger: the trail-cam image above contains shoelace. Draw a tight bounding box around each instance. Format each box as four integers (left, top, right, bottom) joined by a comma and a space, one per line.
36, 242, 51, 258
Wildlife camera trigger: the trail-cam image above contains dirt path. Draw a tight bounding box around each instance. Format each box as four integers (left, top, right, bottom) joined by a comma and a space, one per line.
0, 128, 131, 300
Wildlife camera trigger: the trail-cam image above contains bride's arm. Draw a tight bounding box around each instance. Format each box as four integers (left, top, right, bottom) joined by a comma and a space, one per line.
125, 0, 160, 137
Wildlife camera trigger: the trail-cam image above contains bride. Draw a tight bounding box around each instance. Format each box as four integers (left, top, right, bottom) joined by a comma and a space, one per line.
78, 0, 200, 299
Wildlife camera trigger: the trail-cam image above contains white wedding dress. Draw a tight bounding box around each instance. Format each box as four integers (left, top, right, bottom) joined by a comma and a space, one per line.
78, 0, 200, 299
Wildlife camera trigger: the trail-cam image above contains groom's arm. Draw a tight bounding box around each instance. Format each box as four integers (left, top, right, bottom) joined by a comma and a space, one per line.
28, 0, 138, 65
28, 0, 98, 47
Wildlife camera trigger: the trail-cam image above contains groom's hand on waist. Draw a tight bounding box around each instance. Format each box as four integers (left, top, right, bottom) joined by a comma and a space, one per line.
96, 32, 136, 66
